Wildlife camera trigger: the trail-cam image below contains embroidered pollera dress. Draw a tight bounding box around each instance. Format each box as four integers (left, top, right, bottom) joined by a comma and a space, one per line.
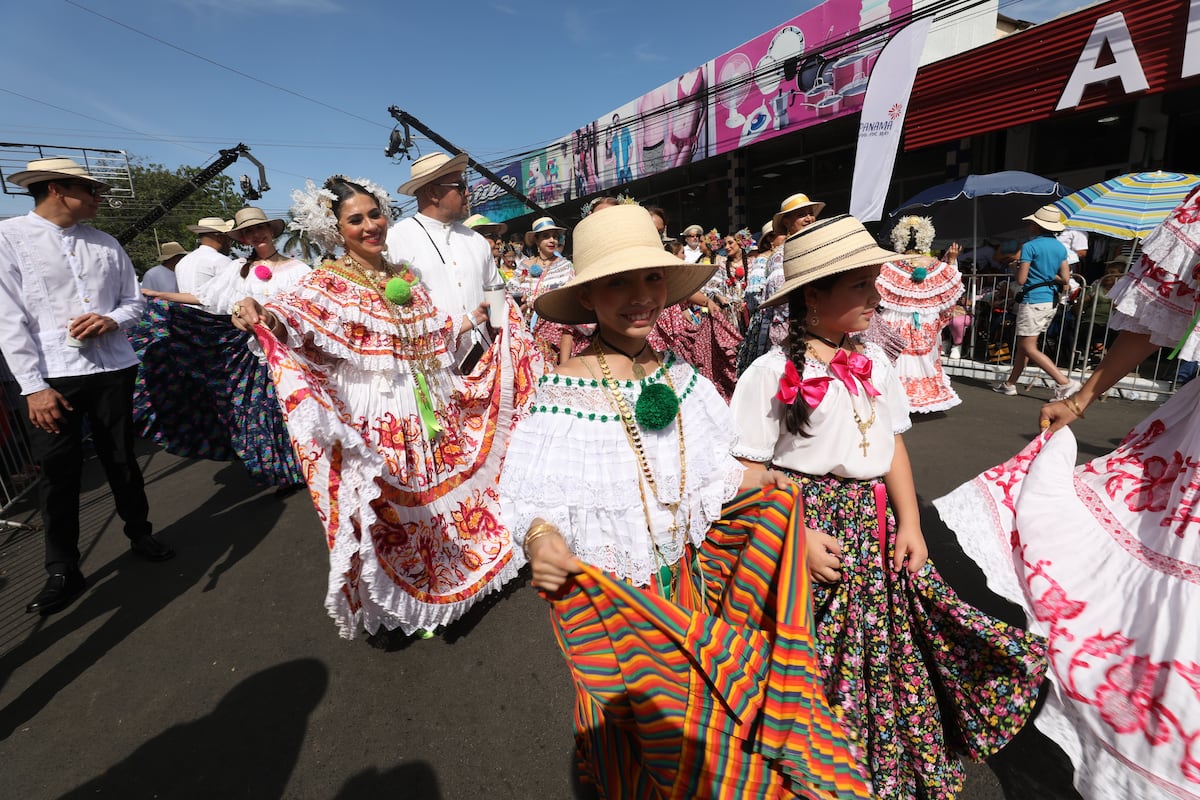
935, 189, 1200, 800
732, 343, 1047, 800
130, 257, 309, 486
499, 357, 873, 799
254, 260, 543, 638
874, 256, 964, 413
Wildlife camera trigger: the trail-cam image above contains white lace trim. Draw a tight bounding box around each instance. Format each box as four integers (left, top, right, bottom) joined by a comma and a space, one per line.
499, 361, 742, 587
1107, 221, 1200, 361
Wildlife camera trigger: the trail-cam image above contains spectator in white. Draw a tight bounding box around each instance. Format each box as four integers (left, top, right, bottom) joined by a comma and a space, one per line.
174, 216, 232, 294
0, 157, 173, 617
140, 241, 186, 293
1055, 226, 1089, 267
385, 153, 495, 363
679, 224, 705, 263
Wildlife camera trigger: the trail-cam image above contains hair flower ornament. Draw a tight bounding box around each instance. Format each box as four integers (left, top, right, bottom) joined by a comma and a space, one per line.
890, 215, 936, 255
253, 264, 273, 281
290, 175, 392, 253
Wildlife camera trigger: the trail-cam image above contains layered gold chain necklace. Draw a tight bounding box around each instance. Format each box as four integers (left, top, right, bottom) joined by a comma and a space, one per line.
595, 343, 688, 597
806, 341, 877, 456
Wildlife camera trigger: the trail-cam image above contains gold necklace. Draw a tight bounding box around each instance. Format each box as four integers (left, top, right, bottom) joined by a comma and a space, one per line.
595, 346, 688, 598
805, 342, 877, 456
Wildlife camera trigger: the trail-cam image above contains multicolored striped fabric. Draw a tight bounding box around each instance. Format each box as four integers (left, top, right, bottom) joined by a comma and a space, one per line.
1054, 170, 1200, 240
549, 486, 872, 799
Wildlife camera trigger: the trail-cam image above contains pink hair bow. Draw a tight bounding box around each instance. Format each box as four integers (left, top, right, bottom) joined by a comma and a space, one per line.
775, 360, 834, 407
827, 350, 881, 398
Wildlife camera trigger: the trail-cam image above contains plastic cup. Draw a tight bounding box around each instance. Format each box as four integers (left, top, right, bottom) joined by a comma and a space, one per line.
65, 335, 85, 348
484, 285, 507, 328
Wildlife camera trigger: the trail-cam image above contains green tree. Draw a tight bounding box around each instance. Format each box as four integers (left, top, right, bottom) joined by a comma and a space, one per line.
91, 158, 244, 274
280, 213, 325, 264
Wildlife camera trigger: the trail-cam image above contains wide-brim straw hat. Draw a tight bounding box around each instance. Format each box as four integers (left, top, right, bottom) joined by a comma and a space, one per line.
227, 207, 285, 241
187, 216, 233, 235
524, 216, 568, 246
679, 224, 704, 238
772, 192, 826, 234
760, 220, 776, 240
534, 205, 715, 325
761, 214, 902, 308
1024, 204, 1066, 232
7, 157, 110, 190
464, 213, 508, 236
397, 152, 469, 196
157, 241, 188, 263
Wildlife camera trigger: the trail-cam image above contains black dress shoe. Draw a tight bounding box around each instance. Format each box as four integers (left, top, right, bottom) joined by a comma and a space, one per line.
130, 533, 175, 562
26, 569, 86, 615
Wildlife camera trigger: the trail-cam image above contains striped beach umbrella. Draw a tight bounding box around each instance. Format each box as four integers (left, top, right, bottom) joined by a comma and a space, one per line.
1054, 170, 1200, 240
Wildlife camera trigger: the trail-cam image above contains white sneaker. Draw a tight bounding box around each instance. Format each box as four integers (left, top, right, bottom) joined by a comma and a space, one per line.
949, 345, 961, 360
992, 382, 1017, 396
1052, 379, 1082, 401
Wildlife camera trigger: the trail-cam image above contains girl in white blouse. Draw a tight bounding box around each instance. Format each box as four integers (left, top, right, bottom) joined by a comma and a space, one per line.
729, 215, 1047, 800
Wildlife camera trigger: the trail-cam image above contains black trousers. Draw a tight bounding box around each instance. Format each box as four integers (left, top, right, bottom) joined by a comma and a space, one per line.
23, 367, 151, 573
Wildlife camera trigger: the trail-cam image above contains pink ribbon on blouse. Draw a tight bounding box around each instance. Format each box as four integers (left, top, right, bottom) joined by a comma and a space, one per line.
775, 350, 881, 407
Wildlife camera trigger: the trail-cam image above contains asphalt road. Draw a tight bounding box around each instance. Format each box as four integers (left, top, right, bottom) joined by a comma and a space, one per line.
0, 377, 1151, 799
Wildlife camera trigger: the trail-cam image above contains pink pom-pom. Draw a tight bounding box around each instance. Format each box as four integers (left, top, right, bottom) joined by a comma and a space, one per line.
254, 264, 273, 281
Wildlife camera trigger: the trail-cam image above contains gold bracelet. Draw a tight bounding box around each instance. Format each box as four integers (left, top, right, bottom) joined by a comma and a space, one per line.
523, 527, 556, 557
1063, 395, 1086, 418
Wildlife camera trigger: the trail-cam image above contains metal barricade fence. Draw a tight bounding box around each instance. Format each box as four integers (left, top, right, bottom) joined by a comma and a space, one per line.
947, 271, 1185, 401
0, 378, 37, 529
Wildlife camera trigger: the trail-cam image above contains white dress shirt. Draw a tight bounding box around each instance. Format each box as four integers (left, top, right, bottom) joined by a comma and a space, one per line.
385, 213, 500, 358
682, 245, 704, 264
1056, 228, 1089, 266
140, 265, 178, 293
0, 211, 144, 394
175, 243, 234, 294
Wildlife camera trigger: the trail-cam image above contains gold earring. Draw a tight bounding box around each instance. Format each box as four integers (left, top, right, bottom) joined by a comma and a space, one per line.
809, 312, 819, 327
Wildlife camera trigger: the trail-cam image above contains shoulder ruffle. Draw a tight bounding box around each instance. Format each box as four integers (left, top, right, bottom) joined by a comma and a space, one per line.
876, 257, 964, 314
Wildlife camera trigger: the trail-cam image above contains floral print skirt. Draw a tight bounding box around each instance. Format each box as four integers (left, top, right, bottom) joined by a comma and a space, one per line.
784, 470, 1047, 800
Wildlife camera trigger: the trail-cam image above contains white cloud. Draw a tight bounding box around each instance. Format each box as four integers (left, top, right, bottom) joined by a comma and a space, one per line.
634, 43, 666, 63
564, 7, 588, 46
491, 3, 518, 15
173, 0, 341, 12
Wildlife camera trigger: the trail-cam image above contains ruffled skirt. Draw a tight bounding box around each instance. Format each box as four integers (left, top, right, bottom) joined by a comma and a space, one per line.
551, 486, 872, 799
649, 305, 742, 401
875, 308, 961, 413
130, 299, 304, 486
934, 378, 1200, 800
785, 471, 1046, 800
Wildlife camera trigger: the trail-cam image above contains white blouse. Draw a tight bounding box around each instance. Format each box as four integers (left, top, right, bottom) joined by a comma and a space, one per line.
498, 357, 744, 587
196, 257, 311, 314
730, 343, 911, 480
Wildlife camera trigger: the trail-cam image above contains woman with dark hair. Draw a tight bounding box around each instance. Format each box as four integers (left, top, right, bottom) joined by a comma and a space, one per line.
232, 176, 543, 639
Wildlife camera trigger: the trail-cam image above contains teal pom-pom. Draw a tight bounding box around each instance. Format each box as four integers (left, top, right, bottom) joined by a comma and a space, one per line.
384, 276, 413, 305
634, 382, 680, 431
910, 266, 928, 283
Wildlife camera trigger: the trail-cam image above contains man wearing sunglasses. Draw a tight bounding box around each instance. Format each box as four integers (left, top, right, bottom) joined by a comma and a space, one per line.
387, 152, 501, 365
0, 157, 172, 617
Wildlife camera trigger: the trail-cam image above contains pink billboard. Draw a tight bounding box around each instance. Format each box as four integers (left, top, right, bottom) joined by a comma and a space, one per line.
709, 0, 911, 155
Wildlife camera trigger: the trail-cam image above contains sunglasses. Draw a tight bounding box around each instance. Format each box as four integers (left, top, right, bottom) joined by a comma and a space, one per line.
61, 181, 105, 198
437, 181, 467, 193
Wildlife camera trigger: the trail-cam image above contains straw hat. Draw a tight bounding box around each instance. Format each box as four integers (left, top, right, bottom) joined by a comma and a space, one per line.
1024, 204, 1066, 232
187, 216, 233, 235
760, 214, 902, 308
227, 207, 285, 241
397, 152, 469, 196
157, 242, 188, 263
524, 216, 568, 247
464, 213, 508, 237
534, 205, 715, 324
6, 157, 110, 189
679, 224, 704, 238
760, 220, 776, 240
771, 192, 826, 235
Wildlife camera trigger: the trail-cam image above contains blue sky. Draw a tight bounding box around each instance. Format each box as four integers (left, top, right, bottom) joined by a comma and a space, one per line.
0, 0, 1085, 223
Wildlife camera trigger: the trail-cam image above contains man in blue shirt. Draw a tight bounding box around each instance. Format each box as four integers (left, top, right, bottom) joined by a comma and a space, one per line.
994, 205, 1079, 400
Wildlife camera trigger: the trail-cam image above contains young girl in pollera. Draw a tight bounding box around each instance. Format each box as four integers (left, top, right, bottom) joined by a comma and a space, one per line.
729, 214, 1048, 800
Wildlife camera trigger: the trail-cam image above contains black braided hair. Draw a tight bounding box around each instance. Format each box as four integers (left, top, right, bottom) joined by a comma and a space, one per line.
780, 274, 840, 436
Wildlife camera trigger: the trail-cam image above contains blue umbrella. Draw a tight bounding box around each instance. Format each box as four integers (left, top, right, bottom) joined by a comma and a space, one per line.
889, 171, 1073, 245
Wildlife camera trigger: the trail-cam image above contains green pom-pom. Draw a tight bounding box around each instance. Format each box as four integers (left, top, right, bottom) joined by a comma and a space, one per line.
634, 382, 680, 431
384, 276, 413, 305
910, 266, 928, 283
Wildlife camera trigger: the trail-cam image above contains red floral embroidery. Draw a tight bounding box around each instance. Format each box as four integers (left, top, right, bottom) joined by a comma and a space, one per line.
1095, 655, 1173, 745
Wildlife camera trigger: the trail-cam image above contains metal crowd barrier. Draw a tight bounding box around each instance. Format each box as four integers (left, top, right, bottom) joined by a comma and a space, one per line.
0, 379, 37, 530
946, 271, 1186, 401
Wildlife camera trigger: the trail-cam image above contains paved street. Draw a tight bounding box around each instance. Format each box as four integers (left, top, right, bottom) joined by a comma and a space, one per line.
0, 377, 1152, 799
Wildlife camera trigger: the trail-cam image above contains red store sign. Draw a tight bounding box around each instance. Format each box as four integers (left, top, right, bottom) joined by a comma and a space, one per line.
904, 0, 1200, 150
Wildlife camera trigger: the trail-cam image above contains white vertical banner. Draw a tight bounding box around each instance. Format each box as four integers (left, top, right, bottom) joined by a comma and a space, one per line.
849, 19, 932, 222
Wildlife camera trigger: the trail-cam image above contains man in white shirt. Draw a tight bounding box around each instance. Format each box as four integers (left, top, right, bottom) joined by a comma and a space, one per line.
140, 241, 186, 293
386, 152, 498, 364
174, 217, 232, 294
0, 157, 174, 616
1055, 227, 1089, 267
679, 224, 705, 263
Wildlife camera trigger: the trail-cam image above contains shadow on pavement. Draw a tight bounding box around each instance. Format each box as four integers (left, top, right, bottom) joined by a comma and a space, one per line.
0, 466, 283, 738
59, 658, 327, 799
334, 760, 442, 799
